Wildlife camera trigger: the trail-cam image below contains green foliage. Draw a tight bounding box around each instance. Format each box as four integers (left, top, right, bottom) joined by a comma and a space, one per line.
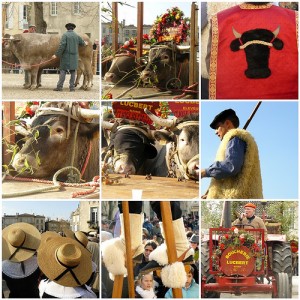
267, 201, 297, 234
201, 201, 223, 229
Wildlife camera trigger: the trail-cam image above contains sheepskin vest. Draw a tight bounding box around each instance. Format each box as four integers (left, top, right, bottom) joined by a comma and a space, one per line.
207, 129, 263, 199
209, 4, 298, 99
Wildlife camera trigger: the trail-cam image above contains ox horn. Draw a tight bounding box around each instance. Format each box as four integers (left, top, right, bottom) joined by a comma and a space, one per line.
79, 108, 100, 119
144, 108, 176, 128
232, 27, 242, 39
15, 125, 30, 137
272, 26, 280, 38
101, 120, 115, 130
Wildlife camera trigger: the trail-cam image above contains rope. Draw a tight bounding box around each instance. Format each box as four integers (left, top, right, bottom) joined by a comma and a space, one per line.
2, 170, 100, 198
2, 57, 56, 68
80, 141, 93, 177
239, 40, 273, 49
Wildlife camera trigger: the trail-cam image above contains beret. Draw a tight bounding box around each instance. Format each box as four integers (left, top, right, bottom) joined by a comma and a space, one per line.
210, 109, 238, 129
244, 203, 256, 209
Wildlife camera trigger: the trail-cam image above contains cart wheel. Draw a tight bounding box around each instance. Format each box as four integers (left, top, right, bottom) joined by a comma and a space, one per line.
273, 272, 291, 298
166, 78, 182, 90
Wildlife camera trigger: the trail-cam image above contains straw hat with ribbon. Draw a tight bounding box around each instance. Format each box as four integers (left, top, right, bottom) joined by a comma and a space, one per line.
37, 236, 92, 287
2, 222, 41, 262
63, 229, 89, 248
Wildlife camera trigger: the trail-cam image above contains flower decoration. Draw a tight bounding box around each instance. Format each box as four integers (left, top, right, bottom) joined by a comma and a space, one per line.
212, 227, 264, 272
19, 101, 44, 119
149, 7, 190, 44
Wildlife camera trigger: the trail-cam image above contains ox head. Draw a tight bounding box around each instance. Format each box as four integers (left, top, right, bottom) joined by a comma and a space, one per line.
104, 50, 142, 84
144, 109, 199, 180
12, 102, 99, 181
102, 119, 157, 174
230, 26, 283, 78
140, 43, 189, 88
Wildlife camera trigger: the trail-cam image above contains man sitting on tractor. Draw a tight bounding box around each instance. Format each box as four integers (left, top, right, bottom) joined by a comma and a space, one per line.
232, 203, 268, 239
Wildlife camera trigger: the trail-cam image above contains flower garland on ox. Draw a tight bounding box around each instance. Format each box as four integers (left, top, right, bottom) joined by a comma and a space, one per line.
122, 7, 190, 48
150, 7, 190, 44
212, 227, 264, 272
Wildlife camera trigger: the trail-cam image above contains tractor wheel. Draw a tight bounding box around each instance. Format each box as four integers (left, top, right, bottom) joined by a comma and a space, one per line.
201, 242, 220, 298
272, 273, 291, 298
272, 242, 293, 297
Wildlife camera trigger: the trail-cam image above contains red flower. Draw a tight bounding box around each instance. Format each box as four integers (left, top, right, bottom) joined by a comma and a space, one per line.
239, 237, 245, 244
219, 243, 225, 250
106, 93, 112, 99
25, 106, 34, 116
32, 101, 39, 105
224, 234, 229, 239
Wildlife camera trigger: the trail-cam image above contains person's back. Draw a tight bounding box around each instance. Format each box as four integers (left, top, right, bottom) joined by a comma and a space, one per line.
208, 3, 298, 99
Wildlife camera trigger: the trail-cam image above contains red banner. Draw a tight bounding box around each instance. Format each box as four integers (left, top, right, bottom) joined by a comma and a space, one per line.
168, 101, 199, 118
112, 101, 159, 125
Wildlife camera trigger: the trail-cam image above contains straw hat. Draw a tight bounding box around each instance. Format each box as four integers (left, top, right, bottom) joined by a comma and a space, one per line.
39, 231, 60, 252
2, 222, 41, 262
63, 229, 88, 248
37, 236, 92, 287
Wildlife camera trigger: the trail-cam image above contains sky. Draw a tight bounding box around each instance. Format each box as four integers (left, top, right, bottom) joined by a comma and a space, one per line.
201, 101, 298, 199
2, 201, 79, 220
102, 2, 192, 26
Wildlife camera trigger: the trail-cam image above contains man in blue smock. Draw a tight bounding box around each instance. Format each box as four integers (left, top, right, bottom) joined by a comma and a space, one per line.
201, 109, 263, 199
52, 23, 86, 92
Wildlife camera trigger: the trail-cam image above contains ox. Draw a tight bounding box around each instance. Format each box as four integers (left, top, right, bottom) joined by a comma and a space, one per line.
144, 109, 199, 181
140, 43, 190, 89
3, 33, 93, 90
12, 102, 99, 182
230, 26, 283, 78
102, 119, 168, 176
103, 50, 143, 84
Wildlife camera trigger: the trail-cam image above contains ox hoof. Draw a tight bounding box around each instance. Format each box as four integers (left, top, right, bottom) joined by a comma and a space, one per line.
79, 86, 85, 90
85, 87, 91, 91
37, 84, 42, 88
29, 86, 37, 91
23, 84, 31, 89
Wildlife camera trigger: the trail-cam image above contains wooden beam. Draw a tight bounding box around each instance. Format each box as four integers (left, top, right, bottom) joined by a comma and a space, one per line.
2, 102, 15, 167
136, 3, 144, 60
112, 2, 119, 54
160, 202, 183, 298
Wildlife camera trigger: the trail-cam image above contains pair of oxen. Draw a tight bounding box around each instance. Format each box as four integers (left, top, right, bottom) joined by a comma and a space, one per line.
11, 102, 199, 183
104, 42, 191, 90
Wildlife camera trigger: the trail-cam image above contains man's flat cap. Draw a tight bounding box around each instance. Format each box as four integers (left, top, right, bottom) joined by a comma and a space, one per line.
210, 109, 237, 129
244, 203, 256, 209
65, 23, 76, 29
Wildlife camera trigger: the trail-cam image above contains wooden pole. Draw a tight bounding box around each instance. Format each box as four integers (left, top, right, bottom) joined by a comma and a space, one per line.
243, 101, 262, 130
112, 275, 124, 298
189, 2, 198, 88
112, 2, 119, 54
122, 202, 135, 298
137, 3, 144, 60
2, 102, 15, 166
160, 202, 183, 298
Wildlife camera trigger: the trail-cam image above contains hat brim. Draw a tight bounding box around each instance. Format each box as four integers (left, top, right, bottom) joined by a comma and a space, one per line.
2, 223, 41, 262
37, 236, 92, 287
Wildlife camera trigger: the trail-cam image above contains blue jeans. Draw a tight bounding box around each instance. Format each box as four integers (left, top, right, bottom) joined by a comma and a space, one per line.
56, 70, 76, 90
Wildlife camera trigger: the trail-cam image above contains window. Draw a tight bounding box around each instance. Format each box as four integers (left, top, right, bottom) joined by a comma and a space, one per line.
73, 2, 81, 15
19, 4, 28, 29
125, 30, 130, 36
102, 27, 106, 34
90, 207, 98, 225
6, 3, 14, 29
131, 30, 137, 36
50, 3, 57, 16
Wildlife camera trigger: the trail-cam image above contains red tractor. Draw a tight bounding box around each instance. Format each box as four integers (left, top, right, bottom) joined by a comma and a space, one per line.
201, 203, 293, 298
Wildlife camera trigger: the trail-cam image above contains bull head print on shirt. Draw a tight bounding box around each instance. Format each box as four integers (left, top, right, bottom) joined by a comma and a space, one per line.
230, 26, 284, 79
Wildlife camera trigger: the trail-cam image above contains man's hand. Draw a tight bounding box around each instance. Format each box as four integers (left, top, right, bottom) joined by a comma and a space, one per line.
240, 212, 246, 219
84, 41, 88, 46
201, 169, 206, 178
52, 55, 57, 59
